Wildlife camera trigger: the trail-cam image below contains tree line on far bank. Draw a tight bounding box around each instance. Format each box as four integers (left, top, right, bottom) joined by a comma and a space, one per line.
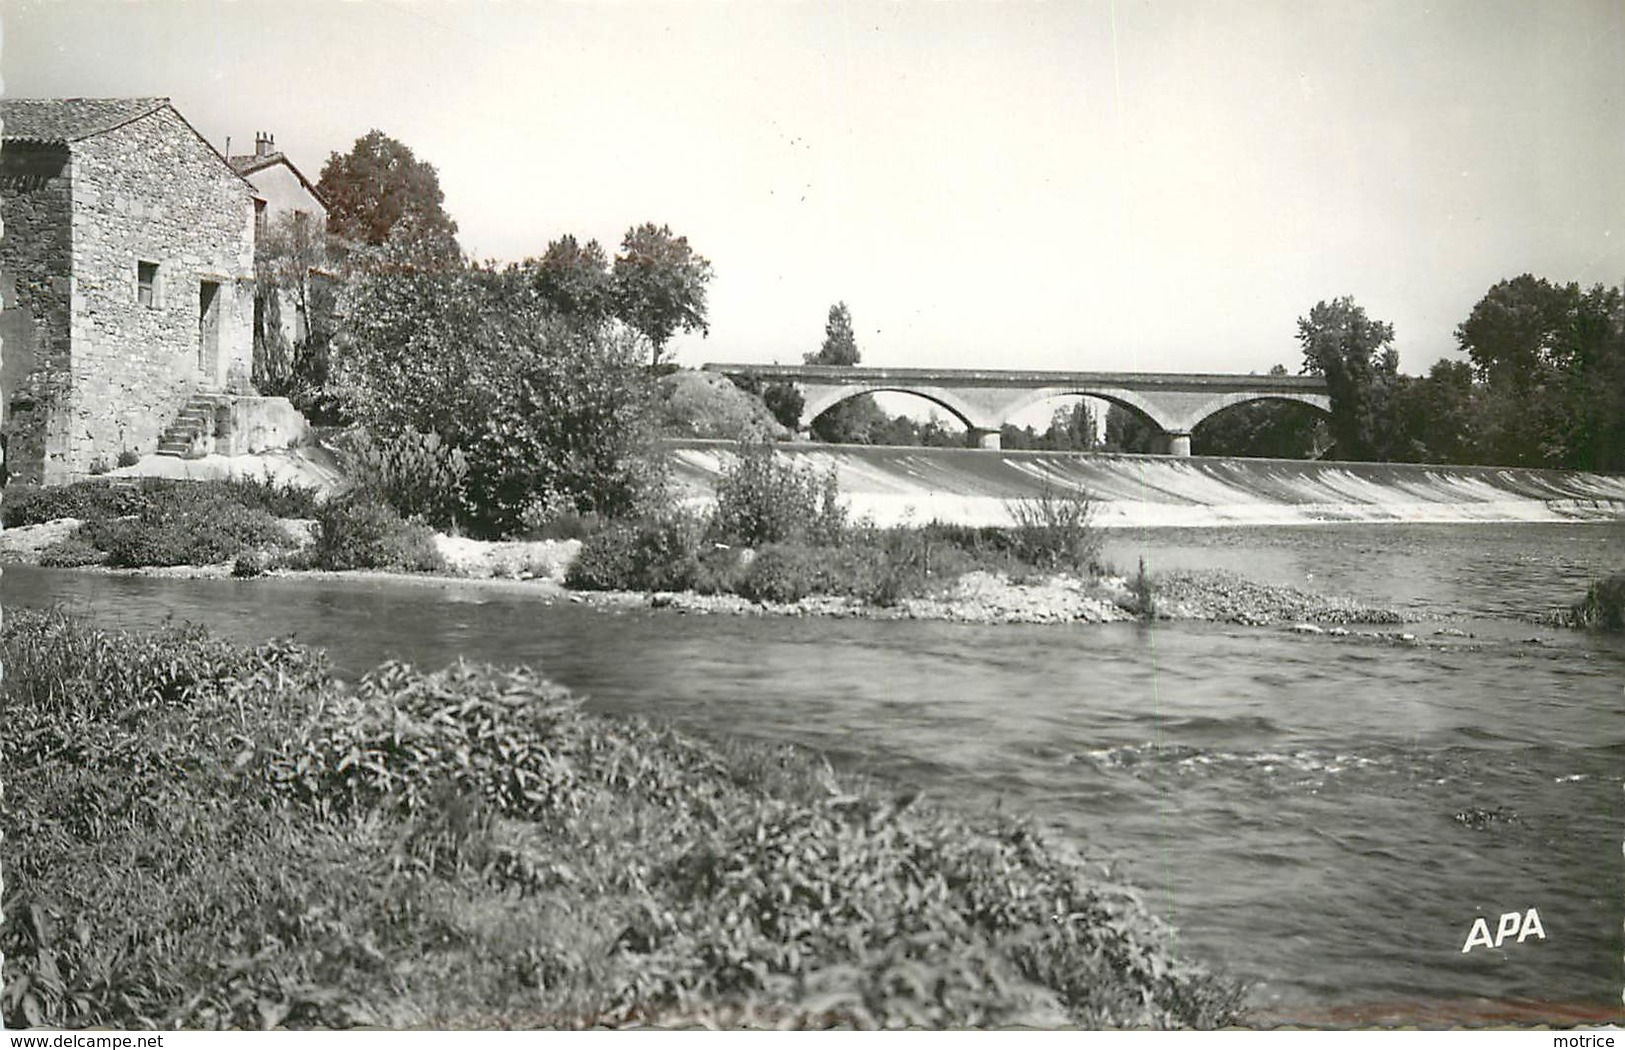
1298, 284, 1625, 472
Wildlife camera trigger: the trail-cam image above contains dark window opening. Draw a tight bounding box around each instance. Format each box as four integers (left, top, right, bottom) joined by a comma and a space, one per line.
254, 199, 267, 238
199, 280, 222, 376
137, 261, 158, 308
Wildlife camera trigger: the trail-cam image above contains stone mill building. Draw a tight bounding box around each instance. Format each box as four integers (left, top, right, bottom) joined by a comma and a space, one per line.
0, 97, 303, 486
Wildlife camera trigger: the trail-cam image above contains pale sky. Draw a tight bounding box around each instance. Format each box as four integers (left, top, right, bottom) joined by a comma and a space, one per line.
5, 0, 1622, 377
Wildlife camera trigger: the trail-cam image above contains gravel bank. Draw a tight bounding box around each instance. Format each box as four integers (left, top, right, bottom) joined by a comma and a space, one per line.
1148, 569, 1409, 625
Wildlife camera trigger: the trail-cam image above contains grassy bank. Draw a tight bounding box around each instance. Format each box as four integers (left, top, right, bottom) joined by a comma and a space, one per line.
1, 610, 1243, 1030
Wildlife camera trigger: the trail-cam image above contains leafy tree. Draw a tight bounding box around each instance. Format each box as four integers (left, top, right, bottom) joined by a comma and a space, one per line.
531, 235, 616, 327
1003, 402, 1098, 451
1562, 284, 1625, 472
1101, 404, 1159, 453
317, 130, 461, 267
1045, 401, 1098, 451
1297, 297, 1400, 461
1456, 276, 1625, 470
1384, 359, 1478, 464
1456, 275, 1572, 392
803, 301, 877, 442
806, 302, 860, 366
332, 264, 659, 536
612, 223, 714, 366
809, 393, 888, 444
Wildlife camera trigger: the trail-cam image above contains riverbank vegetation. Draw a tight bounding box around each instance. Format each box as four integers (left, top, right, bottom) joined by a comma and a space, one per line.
1207, 283, 1625, 468
1567, 574, 1625, 631
566, 441, 1112, 608
0, 609, 1244, 1029
4, 477, 319, 570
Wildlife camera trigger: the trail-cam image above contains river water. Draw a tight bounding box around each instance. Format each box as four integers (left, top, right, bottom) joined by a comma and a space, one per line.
5, 520, 1623, 1025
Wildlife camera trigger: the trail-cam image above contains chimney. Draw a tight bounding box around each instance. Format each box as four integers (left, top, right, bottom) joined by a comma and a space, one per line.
255, 131, 275, 158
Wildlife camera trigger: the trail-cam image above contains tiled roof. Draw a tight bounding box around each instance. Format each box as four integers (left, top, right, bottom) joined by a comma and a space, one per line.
228, 153, 283, 176
1, 97, 170, 143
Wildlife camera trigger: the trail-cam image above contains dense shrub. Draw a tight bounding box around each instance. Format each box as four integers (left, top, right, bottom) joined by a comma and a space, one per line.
1003, 482, 1103, 574
205, 475, 322, 518
564, 460, 1106, 607
82, 502, 292, 568
711, 441, 846, 547
735, 533, 976, 608
2, 477, 318, 529
36, 533, 107, 568
232, 550, 270, 578
564, 512, 704, 592
342, 426, 467, 528
690, 544, 751, 596
312, 497, 445, 572
1570, 573, 1625, 631
656, 371, 787, 441
3, 481, 151, 527
333, 264, 662, 536
738, 543, 839, 604
516, 489, 604, 541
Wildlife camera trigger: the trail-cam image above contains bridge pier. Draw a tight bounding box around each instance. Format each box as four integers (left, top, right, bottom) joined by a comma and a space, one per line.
967, 427, 1002, 450
1166, 431, 1192, 457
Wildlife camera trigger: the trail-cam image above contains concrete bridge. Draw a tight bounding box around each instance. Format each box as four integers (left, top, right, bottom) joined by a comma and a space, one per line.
703, 364, 1331, 454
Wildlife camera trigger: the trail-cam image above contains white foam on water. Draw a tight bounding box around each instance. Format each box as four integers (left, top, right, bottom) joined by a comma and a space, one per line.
667, 442, 1625, 529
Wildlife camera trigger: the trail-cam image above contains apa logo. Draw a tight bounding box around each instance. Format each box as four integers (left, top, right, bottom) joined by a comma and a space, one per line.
1461, 908, 1545, 953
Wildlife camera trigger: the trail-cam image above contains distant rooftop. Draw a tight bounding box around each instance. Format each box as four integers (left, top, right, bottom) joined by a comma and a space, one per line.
228, 131, 329, 208
1, 97, 170, 143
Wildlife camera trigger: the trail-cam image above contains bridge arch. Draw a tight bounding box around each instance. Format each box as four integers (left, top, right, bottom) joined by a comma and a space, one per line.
998, 387, 1180, 434
1189, 392, 1332, 458
800, 384, 985, 432
1177, 390, 1332, 433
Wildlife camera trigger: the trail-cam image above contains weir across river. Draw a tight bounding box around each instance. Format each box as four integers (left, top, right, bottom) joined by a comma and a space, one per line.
702, 363, 1331, 454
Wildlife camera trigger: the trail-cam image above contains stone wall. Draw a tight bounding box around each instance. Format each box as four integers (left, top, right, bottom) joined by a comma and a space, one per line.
215, 394, 308, 456
67, 105, 256, 479
0, 144, 75, 486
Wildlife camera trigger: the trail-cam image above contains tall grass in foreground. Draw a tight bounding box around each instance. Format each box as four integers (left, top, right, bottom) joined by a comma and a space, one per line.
1, 610, 1243, 1030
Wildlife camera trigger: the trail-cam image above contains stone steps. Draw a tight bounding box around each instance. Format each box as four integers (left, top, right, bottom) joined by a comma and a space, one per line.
154, 394, 224, 458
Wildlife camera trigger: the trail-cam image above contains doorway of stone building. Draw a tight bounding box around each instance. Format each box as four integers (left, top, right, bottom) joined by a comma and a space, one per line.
198, 280, 221, 387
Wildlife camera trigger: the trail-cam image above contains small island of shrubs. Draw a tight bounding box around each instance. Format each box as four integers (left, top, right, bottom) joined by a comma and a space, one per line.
565, 440, 1114, 608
